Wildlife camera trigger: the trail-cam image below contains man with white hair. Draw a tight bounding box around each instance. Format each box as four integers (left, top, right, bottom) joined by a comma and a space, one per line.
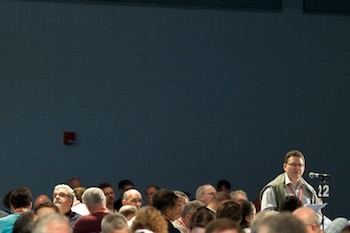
32, 213, 71, 233
72, 187, 110, 233
52, 184, 80, 226
101, 213, 128, 233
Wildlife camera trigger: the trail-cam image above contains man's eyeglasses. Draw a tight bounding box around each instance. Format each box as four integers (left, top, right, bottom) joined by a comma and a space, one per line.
287, 163, 305, 168
53, 192, 71, 199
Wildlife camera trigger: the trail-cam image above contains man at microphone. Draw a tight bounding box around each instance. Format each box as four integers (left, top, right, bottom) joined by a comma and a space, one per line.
260, 150, 320, 211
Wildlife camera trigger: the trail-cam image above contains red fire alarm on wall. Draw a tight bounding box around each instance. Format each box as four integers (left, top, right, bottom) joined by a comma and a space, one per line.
63, 131, 76, 145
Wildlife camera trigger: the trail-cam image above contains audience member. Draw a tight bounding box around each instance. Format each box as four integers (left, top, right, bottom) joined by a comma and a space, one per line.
206, 191, 231, 216
250, 211, 276, 233
206, 218, 242, 233
260, 150, 319, 211
216, 180, 231, 193
0, 209, 8, 218
279, 196, 303, 212
189, 206, 215, 233
0, 187, 32, 233
68, 177, 82, 189
252, 212, 305, 233
3, 190, 13, 212
72, 187, 110, 233
99, 182, 117, 213
131, 206, 168, 233
230, 190, 248, 203
12, 211, 36, 233
114, 179, 135, 211
71, 187, 90, 216
101, 213, 129, 233
216, 200, 242, 223
239, 200, 256, 233
122, 188, 143, 209
145, 185, 160, 206
153, 189, 182, 233
34, 202, 59, 217
32, 212, 71, 233
34, 195, 51, 208
293, 207, 322, 233
52, 184, 80, 226
196, 184, 217, 206
173, 200, 205, 233
119, 205, 137, 221
325, 217, 350, 233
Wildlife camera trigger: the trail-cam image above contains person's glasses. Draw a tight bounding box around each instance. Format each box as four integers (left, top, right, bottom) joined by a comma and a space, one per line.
53, 192, 70, 199
287, 163, 304, 168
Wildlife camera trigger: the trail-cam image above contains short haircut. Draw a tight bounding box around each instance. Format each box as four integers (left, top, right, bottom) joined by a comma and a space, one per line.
212, 191, 231, 203
98, 182, 114, 190
174, 190, 190, 203
74, 187, 86, 202
32, 213, 71, 233
230, 190, 248, 201
206, 218, 242, 233
181, 200, 205, 218
119, 205, 137, 218
152, 189, 178, 214
82, 187, 106, 205
53, 184, 75, 199
279, 196, 303, 212
216, 200, 242, 222
284, 150, 305, 163
13, 211, 36, 233
101, 213, 128, 233
217, 180, 231, 190
34, 202, 60, 214
118, 179, 134, 190
189, 206, 215, 230
253, 212, 305, 233
10, 187, 32, 209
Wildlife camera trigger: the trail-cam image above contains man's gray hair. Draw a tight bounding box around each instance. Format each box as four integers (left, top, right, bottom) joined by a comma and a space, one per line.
54, 184, 75, 199
82, 187, 106, 205
32, 213, 71, 233
101, 213, 128, 233
181, 200, 205, 218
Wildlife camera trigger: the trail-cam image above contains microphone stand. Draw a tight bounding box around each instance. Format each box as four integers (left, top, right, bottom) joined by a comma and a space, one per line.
320, 176, 326, 231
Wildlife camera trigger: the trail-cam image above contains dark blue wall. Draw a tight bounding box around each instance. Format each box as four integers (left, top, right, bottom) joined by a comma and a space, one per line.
0, 0, 349, 218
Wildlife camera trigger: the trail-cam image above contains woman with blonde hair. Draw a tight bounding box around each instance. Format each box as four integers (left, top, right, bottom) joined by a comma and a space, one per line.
131, 206, 168, 233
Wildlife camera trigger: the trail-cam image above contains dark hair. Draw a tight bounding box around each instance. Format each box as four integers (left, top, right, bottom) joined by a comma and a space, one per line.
118, 179, 134, 190
217, 180, 231, 190
34, 202, 59, 214
206, 218, 243, 233
239, 200, 255, 229
13, 211, 36, 233
152, 189, 178, 214
10, 187, 32, 209
189, 206, 215, 230
216, 200, 242, 222
98, 182, 114, 190
284, 150, 305, 163
279, 196, 303, 212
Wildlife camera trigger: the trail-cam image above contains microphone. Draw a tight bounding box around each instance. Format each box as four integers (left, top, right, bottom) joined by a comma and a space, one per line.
309, 172, 331, 179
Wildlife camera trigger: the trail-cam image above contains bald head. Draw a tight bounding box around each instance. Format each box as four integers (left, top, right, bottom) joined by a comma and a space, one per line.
122, 189, 143, 209
293, 207, 322, 233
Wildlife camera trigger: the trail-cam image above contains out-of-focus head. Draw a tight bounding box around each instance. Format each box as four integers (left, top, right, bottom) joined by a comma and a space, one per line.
34, 202, 60, 217
101, 213, 128, 233
206, 218, 242, 233
32, 213, 71, 233
119, 205, 137, 220
118, 179, 134, 194
10, 187, 33, 210
34, 195, 51, 208
68, 177, 82, 189
196, 184, 217, 206
98, 183, 116, 207
216, 180, 231, 193
131, 206, 168, 233
122, 189, 143, 209
293, 207, 322, 233
145, 185, 159, 206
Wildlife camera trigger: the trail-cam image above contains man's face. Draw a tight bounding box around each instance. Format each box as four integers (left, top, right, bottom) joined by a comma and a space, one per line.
200, 185, 217, 205
283, 156, 305, 181
53, 188, 73, 214
123, 190, 143, 209
145, 186, 157, 205
103, 187, 116, 205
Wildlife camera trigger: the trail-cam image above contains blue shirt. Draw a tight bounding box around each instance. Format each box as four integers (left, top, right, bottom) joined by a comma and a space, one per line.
0, 213, 21, 233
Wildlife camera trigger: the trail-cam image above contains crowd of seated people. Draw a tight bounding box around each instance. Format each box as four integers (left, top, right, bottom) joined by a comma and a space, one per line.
0, 172, 349, 233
